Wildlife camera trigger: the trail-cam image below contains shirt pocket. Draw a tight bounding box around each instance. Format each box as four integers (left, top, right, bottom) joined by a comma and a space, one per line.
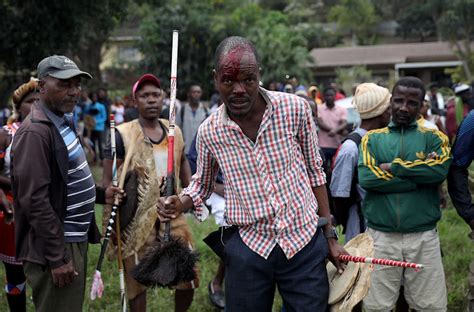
263, 129, 294, 181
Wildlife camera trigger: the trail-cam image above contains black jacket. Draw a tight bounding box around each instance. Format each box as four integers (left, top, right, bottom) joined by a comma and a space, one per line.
11, 102, 104, 268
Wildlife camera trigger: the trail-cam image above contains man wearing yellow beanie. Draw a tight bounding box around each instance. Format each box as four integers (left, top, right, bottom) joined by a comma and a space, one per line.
330, 83, 391, 243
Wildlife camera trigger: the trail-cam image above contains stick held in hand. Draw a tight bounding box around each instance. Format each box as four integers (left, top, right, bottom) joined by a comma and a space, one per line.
338, 254, 423, 269
131, 30, 199, 288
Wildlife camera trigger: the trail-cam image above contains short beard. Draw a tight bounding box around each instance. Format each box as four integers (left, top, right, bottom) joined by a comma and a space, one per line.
190, 98, 200, 106
226, 105, 252, 120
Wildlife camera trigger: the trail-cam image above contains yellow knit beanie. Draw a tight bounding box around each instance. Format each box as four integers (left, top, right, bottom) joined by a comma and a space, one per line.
352, 83, 390, 120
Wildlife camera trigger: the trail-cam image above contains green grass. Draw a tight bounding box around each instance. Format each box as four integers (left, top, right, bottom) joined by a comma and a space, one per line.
83, 209, 233, 311
0, 166, 472, 311
438, 208, 472, 310
81, 209, 283, 311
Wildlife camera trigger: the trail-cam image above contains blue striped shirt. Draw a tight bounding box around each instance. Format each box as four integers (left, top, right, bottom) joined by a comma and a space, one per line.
43, 108, 96, 242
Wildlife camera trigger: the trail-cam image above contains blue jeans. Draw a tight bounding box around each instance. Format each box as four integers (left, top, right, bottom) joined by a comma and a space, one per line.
224, 228, 329, 312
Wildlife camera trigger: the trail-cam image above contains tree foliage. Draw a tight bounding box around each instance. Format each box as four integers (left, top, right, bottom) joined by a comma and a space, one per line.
246, 10, 313, 84
75, 0, 130, 85
282, 0, 343, 49
138, 0, 321, 97
139, 1, 217, 98
396, 4, 437, 41
335, 66, 372, 96
393, 0, 474, 80
0, 0, 129, 103
0, 1, 82, 76
396, 0, 447, 41
328, 0, 380, 46
0, 1, 83, 102
439, 0, 474, 81
373, 0, 414, 19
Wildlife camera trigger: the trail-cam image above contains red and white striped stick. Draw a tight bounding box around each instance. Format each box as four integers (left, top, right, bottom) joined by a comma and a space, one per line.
338, 255, 423, 269
163, 30, 179, 242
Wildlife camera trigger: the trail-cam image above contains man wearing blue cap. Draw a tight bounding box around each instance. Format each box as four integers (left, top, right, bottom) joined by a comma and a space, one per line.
11, 55, 124, 312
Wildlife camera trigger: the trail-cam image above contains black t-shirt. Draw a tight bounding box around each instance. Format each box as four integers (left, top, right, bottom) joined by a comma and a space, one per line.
104, 121, 168, 160
124, 107, 139, 122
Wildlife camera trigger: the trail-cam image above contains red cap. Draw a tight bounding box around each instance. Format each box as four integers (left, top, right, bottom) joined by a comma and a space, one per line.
132, 74, 161, 98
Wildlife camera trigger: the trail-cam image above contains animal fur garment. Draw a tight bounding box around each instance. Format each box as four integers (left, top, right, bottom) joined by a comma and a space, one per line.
131, 237, 199, 287
119, 170, 139, 230
120, 165, 163, 259
103, 165, 163, 260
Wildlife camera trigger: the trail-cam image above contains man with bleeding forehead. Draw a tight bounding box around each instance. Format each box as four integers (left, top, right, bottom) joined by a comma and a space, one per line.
158, 36, 347, 311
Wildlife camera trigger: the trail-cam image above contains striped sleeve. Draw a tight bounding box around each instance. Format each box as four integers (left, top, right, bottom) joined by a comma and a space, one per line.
358, 132, 417, 193
391, 130, 452, 184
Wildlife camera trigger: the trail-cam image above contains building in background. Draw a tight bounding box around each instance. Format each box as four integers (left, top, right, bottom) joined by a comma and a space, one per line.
310, 41, 464, 87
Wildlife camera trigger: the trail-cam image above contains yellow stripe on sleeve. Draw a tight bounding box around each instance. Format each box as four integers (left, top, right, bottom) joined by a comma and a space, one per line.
392, 129, 450, 168
361, 131, 392, 181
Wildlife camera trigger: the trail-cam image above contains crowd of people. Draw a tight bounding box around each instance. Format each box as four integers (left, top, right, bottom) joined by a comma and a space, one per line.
0, 36, 473, 312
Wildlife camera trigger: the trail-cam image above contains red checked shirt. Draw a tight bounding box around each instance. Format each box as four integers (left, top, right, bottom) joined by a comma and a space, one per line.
182, 88, 326, 259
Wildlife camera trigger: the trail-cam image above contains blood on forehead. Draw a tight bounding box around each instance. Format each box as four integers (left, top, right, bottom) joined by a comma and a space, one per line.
218, 46, 258, 79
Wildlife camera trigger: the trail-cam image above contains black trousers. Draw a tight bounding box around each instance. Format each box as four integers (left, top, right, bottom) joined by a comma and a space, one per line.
224, 229, 329, 312
90, 130, 104, 160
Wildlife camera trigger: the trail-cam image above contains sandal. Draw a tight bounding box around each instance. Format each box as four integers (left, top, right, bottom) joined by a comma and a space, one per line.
208, 281, 225, 309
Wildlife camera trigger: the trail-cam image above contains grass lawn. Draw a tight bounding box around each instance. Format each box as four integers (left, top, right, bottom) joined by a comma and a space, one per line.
83, 208, 241, 311
0, 166, 472, 311
438, 206, 472, 310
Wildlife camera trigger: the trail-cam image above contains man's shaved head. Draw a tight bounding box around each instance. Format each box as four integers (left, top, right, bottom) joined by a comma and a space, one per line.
214, 36, 259, 70
213, 36, 261, 119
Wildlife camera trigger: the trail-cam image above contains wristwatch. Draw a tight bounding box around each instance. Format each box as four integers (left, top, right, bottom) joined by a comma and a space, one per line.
324, 226, 339, 241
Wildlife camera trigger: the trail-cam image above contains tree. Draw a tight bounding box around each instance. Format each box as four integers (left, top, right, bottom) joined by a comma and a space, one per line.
392, 0, 474, 81
439, 0, 474, 81
0, 0, 129, 104
139, 0, 218, 99
139, 0, 315, 96
212, 2, 314, 84
74, 0, 130, 86
396, 0, 449, 42
282, 0, 343, 49
244, 10, 313, 84
328, 0, 380, 46
396, 4, 437, 41
374, 0, 423, 20
0, 1, 85, 103
335, 66, 372, 96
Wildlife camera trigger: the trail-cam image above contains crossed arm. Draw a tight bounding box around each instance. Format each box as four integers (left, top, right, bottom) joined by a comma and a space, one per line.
358, 131, 451, 192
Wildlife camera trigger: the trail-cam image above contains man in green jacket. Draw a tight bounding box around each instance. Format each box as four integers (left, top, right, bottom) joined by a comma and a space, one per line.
359, 77, 451, 312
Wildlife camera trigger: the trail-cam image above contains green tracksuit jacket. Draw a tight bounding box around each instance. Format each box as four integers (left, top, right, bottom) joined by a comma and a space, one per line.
358, 121, 451, 233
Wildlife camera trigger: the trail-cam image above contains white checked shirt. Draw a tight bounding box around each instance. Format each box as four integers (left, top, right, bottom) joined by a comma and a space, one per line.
182, 88, 326, 259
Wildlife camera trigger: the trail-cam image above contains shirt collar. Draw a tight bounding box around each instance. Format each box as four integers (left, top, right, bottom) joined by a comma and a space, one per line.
41, 104, 65, 129
388, 119, 418, 131
41, 104, 75, 130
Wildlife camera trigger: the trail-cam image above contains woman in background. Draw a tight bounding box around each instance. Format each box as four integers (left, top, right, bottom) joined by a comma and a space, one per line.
0, 77, 39, 311
111, 96, 125, 125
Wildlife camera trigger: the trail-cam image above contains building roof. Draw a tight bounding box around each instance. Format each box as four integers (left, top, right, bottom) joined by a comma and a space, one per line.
310, 42, 460, 68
